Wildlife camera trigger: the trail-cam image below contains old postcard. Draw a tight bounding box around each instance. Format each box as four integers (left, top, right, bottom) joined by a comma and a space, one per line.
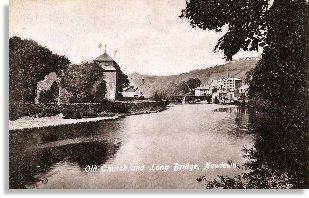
9, 0, 308, 189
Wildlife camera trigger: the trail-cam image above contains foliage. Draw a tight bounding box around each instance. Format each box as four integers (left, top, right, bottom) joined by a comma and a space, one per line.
60, 62, 107, 103
173, 78, 202, 95
186, 78, 201, 93
248, 1, 309, 113
181, 0, 309, 114
9, 36, 70, 104
180, 0, 268, 60
197, 110, 308, 189
116, 71, 130, 97
38, 81, 59, 103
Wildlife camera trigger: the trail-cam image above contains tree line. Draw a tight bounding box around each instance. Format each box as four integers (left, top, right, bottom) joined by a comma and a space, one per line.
9, 36, 129, 104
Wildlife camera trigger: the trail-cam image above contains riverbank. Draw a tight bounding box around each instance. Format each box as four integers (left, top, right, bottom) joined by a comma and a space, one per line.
9, 106, 167, 131
9, 114, 121, 130
9, 100, 168, 130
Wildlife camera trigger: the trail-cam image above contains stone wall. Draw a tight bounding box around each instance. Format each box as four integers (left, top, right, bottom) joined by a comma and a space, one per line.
102, 71, 117, 101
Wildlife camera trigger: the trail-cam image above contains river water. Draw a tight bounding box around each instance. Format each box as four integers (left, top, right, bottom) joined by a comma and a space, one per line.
9, 103, 306, 189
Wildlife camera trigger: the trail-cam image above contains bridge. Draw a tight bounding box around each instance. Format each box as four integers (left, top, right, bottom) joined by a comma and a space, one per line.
169, 95, 208, 103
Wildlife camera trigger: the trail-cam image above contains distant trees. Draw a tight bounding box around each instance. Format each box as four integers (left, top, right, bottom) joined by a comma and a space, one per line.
186, 78, 201, 94
176, 78, 201, 95
9, 36, 70, 104
60, 62, 107, 103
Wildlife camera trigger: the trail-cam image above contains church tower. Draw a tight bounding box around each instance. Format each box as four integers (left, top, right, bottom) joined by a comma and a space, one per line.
94, 46, 118, 101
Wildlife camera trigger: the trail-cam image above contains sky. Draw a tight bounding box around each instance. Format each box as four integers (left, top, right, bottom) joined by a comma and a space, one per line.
9, 0, 261, 75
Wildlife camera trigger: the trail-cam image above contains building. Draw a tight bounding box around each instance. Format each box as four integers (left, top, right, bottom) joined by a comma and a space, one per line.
210, 77, 245, 102
210, 79, 223, 90
195, 85, 211, 96
222, 78, 242, 91
121, 86, 137, 98
121, 79, 151, 100
94, 49, 121, 101
35, 72, 72, 104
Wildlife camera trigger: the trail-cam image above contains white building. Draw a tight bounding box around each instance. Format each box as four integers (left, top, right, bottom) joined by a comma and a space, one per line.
121, 86, 137, 98
195, 85, 212, 96
222, 78, 242, 91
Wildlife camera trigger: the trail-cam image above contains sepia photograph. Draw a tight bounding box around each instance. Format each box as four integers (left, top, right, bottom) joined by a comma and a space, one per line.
8, 0, 308, 189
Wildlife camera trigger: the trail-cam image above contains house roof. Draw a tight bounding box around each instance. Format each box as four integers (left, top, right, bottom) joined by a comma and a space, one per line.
94, 52, 115, 62
123, 86, 135, 92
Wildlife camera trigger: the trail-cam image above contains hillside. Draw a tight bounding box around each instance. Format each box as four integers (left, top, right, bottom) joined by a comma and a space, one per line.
128, 57, 259, 98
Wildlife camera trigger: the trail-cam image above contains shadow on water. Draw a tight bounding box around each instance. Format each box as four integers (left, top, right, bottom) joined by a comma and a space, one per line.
9, 121, 123, 189
199, 106, 308, 189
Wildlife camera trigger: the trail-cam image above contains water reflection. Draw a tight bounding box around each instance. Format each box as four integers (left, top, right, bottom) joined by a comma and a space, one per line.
9, 121, 123, 189
10, 104, 299, 189
198, 107, 308, 189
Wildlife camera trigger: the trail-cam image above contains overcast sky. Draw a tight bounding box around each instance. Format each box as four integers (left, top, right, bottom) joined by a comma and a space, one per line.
9, 0, 261, 75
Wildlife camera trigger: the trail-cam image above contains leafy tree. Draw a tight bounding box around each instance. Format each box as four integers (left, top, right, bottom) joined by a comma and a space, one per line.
92, 80, 107, 102
116, 71, 130, 99
180, 0, 269, 61
60, 62, 107, 103
180, 0, 309, 112
9, 36, 70, 104
186, 78, 201, 93
178, 81, 190, 95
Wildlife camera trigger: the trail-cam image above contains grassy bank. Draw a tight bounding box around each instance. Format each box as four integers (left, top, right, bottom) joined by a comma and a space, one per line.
9, 100, 168, 121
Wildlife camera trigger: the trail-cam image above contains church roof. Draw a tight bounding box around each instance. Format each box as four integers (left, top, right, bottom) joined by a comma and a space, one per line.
94, 52, 115, 62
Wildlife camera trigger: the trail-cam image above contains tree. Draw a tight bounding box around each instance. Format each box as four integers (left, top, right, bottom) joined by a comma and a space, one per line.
116, 71, 130, 99
92, 80, 107, 102
180, 0, 309, 111
9, 36, 70, 104
186, 78, 201, 93
60, 62, 107, 103
178, 81, 190, 95
180, 0, 269, 61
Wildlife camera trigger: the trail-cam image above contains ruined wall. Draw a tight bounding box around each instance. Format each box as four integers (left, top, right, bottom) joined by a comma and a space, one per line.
103, 71, 117, 101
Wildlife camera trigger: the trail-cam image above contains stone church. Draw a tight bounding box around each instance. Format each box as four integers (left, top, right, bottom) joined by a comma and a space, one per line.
93, 50, 120, 101
35, 49, 123, 103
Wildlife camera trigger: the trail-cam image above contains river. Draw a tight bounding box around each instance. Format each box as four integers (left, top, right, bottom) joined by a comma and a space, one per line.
9, 103, 306, 189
